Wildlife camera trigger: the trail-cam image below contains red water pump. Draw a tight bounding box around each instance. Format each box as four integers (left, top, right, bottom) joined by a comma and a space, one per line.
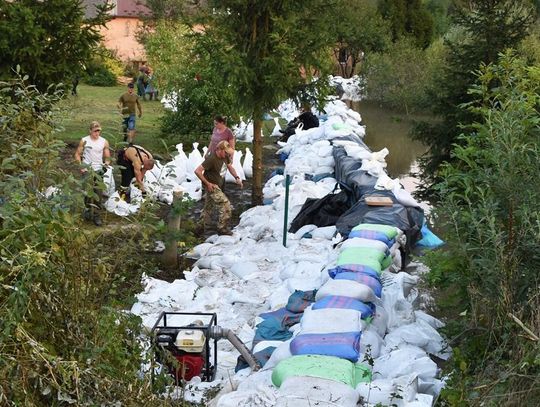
151, 312, 217, 382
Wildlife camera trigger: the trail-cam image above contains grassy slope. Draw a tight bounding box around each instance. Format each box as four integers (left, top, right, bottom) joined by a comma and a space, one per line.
57, 84, 166, 154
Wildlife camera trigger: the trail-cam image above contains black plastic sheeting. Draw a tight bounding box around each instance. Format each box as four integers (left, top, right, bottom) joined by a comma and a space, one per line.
289, 187, 354, 233
289, 136, 424, 253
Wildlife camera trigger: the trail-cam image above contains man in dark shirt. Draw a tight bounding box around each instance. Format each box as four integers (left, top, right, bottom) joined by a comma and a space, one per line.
194, 141, 242, 235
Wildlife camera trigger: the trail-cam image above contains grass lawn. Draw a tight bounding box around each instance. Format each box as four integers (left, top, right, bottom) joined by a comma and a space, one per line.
57, 83, 167, 154
57, 83, 286, 161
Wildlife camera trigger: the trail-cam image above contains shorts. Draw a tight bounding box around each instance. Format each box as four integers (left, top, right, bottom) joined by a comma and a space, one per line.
123, 114, 136, 131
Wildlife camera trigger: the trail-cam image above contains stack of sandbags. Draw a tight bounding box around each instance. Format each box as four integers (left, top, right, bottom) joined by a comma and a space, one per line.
271, 355, 371, 407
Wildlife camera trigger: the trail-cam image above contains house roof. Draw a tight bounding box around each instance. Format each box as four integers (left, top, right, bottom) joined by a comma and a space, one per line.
83, 0, 152, 19
116, 0, 152, 17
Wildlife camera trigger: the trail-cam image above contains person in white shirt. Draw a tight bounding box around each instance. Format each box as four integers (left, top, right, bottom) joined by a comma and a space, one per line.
74, 121, 111, 226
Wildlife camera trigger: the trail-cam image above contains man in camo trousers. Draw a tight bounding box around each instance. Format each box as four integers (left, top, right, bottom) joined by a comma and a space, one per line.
194, 141, 242, 235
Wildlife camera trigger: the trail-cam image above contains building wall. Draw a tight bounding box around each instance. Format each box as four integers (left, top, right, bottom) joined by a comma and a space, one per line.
99, 17, 146, 62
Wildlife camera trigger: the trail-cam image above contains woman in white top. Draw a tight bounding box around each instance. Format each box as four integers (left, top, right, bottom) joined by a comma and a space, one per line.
74, 121, 110, 226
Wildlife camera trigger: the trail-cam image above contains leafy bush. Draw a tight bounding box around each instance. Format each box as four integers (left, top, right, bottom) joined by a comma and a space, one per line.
428, 53, 540, 405
85, 65, 117, 86
0, 76, 175, 405
363, 38, 443, 113
84, 48, 121, 87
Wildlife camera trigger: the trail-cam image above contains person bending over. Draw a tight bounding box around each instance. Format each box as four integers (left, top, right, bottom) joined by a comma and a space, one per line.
117, 145, 154, 202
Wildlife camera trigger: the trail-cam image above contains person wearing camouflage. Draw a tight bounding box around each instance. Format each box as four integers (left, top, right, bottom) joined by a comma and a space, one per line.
194, 140, 242, 235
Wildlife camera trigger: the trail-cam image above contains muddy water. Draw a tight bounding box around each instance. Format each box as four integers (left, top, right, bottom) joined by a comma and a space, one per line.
350, 100, 427, 179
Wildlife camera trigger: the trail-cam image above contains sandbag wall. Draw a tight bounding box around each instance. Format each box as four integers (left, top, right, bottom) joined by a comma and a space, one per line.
129, 98, 450, 407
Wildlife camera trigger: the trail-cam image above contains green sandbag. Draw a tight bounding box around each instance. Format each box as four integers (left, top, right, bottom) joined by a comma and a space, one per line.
381, 254, 392, 270
271, 355, 372, 388
352, 223, 398, 239
332, 122, 351, 130
337, 248, 383, 273
339, 247, 387, 264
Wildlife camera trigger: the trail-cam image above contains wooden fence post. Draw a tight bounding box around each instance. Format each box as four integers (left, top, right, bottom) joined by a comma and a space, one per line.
161, 190, 183, 269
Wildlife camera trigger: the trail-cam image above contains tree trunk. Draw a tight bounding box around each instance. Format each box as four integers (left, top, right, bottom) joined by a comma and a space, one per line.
161, 190, 183, 270
252, 111, 264, 206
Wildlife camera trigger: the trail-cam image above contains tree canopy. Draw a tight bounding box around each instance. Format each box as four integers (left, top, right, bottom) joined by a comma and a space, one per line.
377, 0, 435, 48
0, 0, 110, 91
333, 0, 391, 77
146, 0, 341, 204
413, 0, 536, 199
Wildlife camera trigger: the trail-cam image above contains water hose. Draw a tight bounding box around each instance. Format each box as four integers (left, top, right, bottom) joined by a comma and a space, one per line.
209, 326, 261, 371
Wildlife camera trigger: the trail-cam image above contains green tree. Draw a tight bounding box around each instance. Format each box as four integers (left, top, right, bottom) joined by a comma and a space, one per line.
144, 20, 236, 140
0, 0, 111, 91
414, 0, 536, 199
428, 52, 540, 405
364, 37, 444, 113
149, 0, 339, 204
333, 0, 391, 78
377, 0, 435, 48
425, 0, 452, 38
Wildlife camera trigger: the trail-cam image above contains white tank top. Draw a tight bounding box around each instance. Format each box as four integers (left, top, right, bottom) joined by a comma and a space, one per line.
82, 135, 106, 171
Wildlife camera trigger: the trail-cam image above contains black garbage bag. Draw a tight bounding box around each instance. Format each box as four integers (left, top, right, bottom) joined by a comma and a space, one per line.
279, 112, 320, 143
289, 186, 353, 233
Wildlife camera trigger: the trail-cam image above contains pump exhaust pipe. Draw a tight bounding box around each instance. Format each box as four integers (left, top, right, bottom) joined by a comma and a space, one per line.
209, 326, 261, 372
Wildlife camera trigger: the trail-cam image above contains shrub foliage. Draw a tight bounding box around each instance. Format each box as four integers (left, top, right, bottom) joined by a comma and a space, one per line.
428, 53, 540, 405
0, 77, 173, 405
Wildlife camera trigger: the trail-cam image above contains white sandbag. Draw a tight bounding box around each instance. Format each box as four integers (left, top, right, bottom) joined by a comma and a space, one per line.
370, 305, 388, 337
357, 374, 418, 406
262, 339, 293, 371
317, 144, 334, 157
299, 308, 364, 334
286, 276, 321, 292
343, 144, 371, 160
186, 142, 203, 175
225, 150, 246, 182
216, 386, 277, 407
414, 310, 445, 329
393, 185, 421, 207
418, 377, 445, 397
279, 260, 324, 281
317, 156, 335, 167
277, 376, 359, 407
253, 340, 286, 354
310, 226, 336, 240
404, 393, 434, 407
340, 237, 389, 253
230, 261, 259, 280
316, 279, 379, 304
243, 147, 253, 178
268, 285, 292, 310
104, 191, 140, 216
293, 224, 317, 239
314, 165, 334, 175
102, 166, 115, 197
383, 320, 451, 360
271, 117, 282, 136
358, 328, 384, 360
372, 346, 438, 381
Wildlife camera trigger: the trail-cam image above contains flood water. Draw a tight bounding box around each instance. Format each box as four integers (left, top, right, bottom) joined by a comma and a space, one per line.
350, 100, 427, 178
349, 101, 429, 201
